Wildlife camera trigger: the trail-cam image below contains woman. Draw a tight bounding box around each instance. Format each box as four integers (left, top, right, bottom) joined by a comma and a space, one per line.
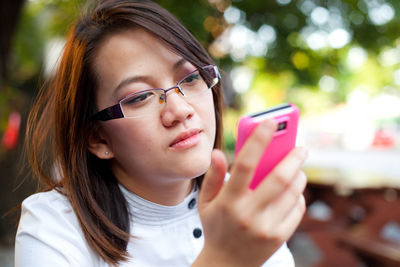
15, 0, 308, 266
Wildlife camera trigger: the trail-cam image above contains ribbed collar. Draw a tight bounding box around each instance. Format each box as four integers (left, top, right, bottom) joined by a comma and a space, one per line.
119, 184, 199, 226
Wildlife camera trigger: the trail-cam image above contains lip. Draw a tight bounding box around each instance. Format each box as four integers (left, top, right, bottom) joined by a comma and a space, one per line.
170, 129, 202, 149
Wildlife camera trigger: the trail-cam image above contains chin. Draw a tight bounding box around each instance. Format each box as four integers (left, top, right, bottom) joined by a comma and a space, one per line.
176, 157, 211, 179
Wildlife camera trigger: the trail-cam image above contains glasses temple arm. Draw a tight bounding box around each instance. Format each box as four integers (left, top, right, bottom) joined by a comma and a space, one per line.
92, 103, 124, 121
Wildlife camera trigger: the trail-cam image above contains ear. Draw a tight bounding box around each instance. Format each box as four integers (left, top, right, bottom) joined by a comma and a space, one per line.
88, 124, 114, 160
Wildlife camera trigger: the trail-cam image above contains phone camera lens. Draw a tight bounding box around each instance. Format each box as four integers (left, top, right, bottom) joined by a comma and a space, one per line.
277, 121, 287, 131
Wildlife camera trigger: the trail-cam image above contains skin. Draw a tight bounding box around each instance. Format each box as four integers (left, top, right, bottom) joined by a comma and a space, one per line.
88, 28, 216, 205
88, 27, 308, 266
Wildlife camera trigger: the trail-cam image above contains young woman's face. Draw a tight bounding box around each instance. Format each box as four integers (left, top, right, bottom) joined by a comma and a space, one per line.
93, 28, 216, 189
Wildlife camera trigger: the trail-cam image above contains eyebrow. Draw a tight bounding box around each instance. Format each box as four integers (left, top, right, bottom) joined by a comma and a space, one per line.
112, 58, 188, 97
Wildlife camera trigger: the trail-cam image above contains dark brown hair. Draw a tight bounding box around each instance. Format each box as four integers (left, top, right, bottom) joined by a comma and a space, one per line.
25, 0, 224, 265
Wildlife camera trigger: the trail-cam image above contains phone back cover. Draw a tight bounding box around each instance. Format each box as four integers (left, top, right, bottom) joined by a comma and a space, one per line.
235, 104, 299, 189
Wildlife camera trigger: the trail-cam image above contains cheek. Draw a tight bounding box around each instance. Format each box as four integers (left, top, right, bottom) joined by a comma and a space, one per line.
197, 93, 217, 139
104, 121, 157, 156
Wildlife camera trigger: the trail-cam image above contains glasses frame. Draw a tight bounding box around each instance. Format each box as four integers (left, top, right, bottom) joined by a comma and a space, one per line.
92, 65, 220, 121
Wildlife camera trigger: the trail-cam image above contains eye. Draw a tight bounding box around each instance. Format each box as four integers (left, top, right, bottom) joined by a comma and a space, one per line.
124, 91, 155, 106
181, 73, 200, 84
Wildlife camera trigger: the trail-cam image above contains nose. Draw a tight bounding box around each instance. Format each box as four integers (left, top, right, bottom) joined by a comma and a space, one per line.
160, 88, 194, 127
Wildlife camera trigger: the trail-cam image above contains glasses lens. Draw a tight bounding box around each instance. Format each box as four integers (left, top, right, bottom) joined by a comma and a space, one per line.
120, 89, 163, 118
179, 66, 219, 97
202, 65, 219, 88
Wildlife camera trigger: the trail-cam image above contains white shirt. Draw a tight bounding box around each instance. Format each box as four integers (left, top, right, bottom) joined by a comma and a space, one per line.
15, 185, 295, 266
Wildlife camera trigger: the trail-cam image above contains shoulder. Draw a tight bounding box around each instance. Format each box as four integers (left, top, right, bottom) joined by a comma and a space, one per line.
15, 190, 102, 266
18, 190, 78, 234
21, 189, 71, 214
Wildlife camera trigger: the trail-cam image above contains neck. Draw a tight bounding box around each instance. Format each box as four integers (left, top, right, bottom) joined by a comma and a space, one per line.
116, 174, 195, 206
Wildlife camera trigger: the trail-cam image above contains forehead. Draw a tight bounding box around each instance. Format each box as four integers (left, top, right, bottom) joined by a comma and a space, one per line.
94, 27, 182, 77
92, 28, 189, 101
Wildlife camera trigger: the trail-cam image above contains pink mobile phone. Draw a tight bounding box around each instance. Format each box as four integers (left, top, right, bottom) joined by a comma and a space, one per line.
234, 103, 299, 189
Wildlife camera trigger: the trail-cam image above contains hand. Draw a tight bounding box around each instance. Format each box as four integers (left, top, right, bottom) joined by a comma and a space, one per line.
193, 119, 308, 267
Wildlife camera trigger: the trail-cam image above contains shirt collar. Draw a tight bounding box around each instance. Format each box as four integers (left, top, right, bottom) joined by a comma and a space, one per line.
119, 183, 199, 226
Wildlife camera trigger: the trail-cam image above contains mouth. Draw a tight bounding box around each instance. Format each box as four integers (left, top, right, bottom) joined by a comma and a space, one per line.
170, 129, 202, 149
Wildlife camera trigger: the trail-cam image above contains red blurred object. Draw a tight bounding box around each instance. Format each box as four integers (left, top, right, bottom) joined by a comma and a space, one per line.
372, 130, 395, 149
2, 112, 21, 150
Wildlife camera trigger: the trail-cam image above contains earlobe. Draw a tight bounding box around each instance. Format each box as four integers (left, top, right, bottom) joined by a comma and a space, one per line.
87, 126, 114, 159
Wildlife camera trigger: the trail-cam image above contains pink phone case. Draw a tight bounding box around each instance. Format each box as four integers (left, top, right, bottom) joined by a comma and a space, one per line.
235, 103, 299, 189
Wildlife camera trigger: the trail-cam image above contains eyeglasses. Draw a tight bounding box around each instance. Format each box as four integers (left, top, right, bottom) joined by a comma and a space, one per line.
92, 65, 220, 121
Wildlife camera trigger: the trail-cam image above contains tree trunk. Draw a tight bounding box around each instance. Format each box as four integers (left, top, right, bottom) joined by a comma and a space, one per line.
0, 0, 26, 89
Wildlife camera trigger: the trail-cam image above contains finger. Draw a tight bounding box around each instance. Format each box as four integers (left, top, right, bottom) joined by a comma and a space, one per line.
253, 147, 308, 207
274, 195, 306, 242
227, 119, 277, 195
199, 149, 228, 207
263, 170, 307, 226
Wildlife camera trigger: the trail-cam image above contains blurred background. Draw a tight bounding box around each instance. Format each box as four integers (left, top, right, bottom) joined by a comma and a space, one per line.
1, 0, 400, 266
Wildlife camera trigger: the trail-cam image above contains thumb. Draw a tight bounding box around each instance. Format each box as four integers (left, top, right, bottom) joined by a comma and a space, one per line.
199, 149, 228, 206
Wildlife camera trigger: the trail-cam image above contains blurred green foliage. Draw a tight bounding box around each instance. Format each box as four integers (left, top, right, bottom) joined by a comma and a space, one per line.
231, 1, 399, 96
